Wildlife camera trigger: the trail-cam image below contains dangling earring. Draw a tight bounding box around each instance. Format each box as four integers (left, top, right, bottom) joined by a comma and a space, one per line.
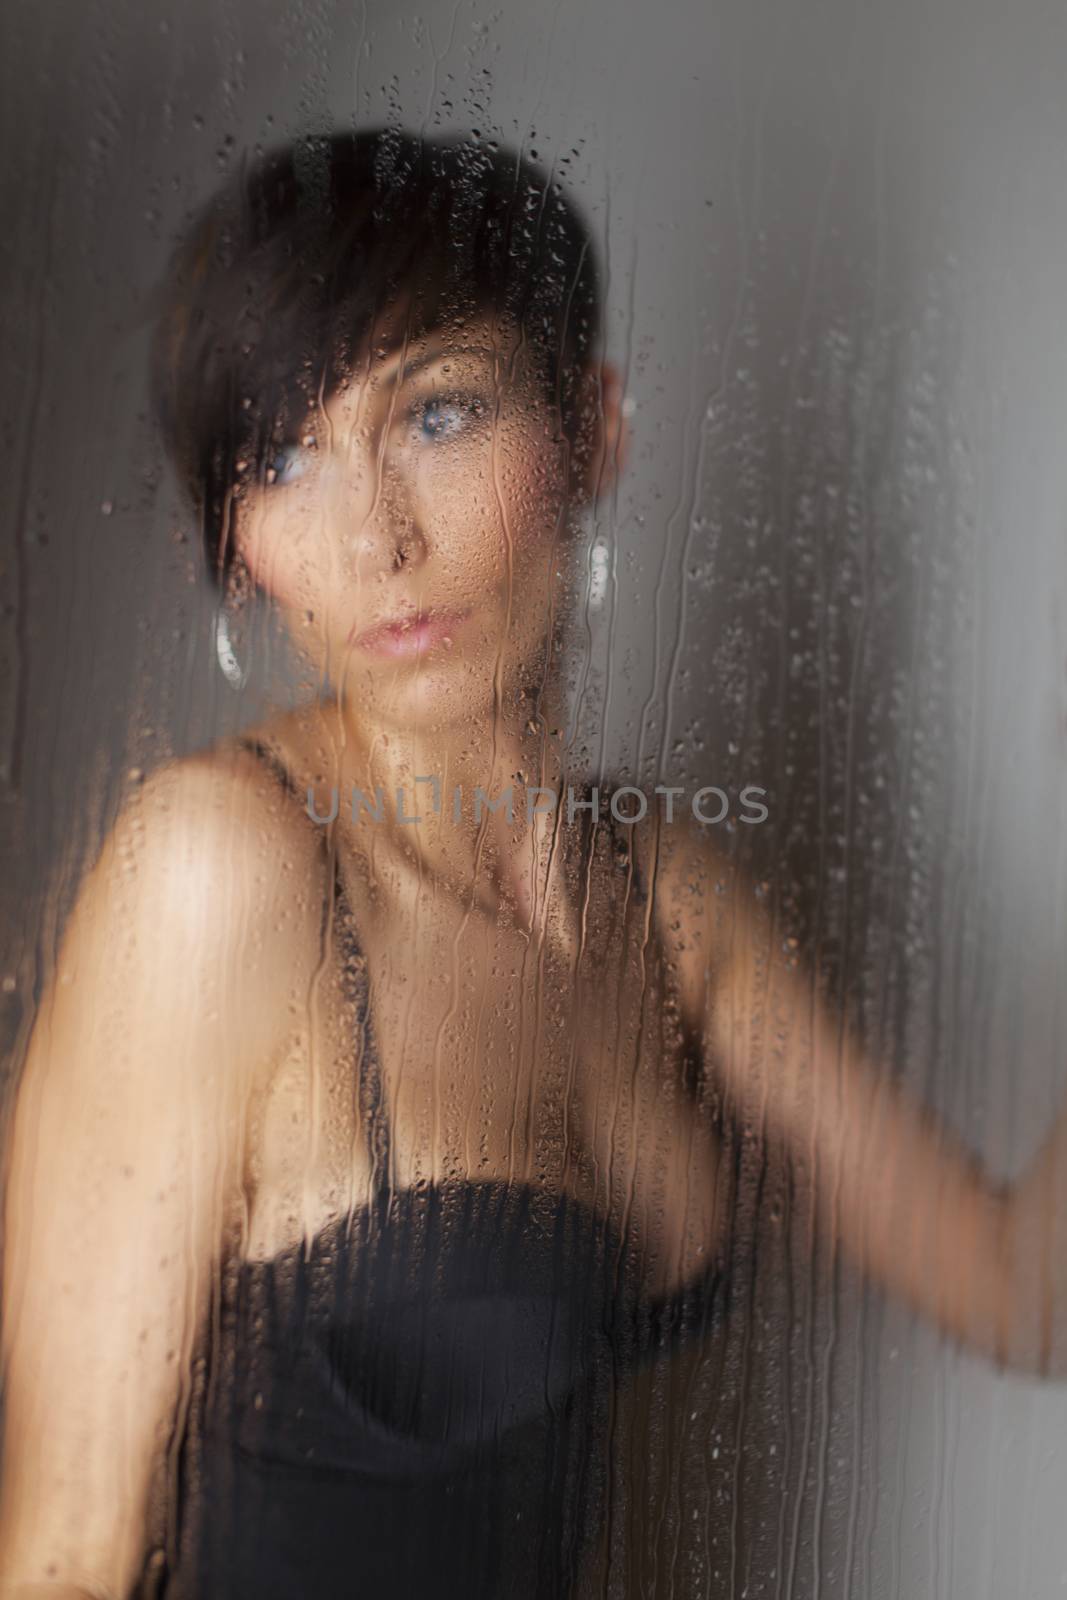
214, 558, 252, 689
215, 607, 249, 689
588, 537, 611, 612
585, 394, 632, 613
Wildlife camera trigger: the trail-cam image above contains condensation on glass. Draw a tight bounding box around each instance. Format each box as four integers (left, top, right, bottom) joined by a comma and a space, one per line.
3, 3, 1067, 1598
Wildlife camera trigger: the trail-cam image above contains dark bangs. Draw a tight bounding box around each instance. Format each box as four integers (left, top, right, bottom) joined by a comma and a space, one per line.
152, 129, 602, 585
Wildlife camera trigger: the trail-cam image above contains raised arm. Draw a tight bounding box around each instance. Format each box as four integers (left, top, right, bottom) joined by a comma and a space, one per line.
0, 749, 324, 1600
652, 820, 1067, 1378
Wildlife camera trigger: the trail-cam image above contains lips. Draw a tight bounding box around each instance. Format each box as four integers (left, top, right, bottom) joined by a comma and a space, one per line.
349, 607, 470, 660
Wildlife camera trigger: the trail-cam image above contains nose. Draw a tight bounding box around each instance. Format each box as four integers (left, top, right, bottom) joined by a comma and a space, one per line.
340, 453, 428, 581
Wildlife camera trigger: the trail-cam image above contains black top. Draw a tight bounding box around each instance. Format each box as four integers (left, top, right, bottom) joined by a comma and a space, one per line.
153, 741, 729, 1600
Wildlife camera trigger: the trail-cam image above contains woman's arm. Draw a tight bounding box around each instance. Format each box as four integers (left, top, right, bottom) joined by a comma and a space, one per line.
651, 820, 1067, 1377
0, 749, 325, 1598
0, 1587, 103, 1599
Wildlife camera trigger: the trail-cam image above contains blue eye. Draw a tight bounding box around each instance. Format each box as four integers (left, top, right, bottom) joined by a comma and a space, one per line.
265, 441, 312, 486
414, 395, 485, 443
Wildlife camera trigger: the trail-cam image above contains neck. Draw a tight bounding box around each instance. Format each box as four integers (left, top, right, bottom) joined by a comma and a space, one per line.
314, 670, 577, 905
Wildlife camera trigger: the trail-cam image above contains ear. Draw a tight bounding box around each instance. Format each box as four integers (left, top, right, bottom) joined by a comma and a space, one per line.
571, 360, 631, 504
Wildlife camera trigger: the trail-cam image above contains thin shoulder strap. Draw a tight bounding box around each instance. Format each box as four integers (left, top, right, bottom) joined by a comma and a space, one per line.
235, 735, 394, 1197
333, 859, 393, 1199
235, 734, 307, 809
576, 775, 650, 906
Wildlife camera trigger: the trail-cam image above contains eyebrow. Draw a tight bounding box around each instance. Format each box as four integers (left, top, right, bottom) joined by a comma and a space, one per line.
400, 349, 490, 383
369, 339, 493, 387
318, 343, 495, 430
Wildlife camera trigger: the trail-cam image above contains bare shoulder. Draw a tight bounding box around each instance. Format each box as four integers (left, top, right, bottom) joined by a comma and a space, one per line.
36, 724, 333, 1097
624, 801, 748, 917
82, 739, 316, 926
625, 803, 770, 1027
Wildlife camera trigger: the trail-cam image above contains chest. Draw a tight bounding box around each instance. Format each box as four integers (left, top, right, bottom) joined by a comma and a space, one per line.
241, 828, 706, 1263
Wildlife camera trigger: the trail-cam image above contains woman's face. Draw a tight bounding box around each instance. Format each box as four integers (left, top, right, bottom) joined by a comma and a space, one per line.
235, 320, 588, 732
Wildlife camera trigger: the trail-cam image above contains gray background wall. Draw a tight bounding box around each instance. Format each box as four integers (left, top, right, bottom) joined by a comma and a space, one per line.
4, 0, 1067, 1593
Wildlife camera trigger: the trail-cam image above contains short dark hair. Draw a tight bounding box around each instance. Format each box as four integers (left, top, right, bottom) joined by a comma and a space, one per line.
152, 128, 602, 586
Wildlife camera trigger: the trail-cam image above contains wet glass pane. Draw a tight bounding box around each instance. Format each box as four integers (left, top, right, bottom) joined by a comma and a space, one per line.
3, 2, 1067, 1597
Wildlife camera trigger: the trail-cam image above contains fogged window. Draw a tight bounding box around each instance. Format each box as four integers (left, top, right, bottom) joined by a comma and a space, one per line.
3, 3, 1067, 1598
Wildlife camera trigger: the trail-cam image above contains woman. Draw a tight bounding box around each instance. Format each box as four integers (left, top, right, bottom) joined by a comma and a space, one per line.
0, 128, 1065, 1600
